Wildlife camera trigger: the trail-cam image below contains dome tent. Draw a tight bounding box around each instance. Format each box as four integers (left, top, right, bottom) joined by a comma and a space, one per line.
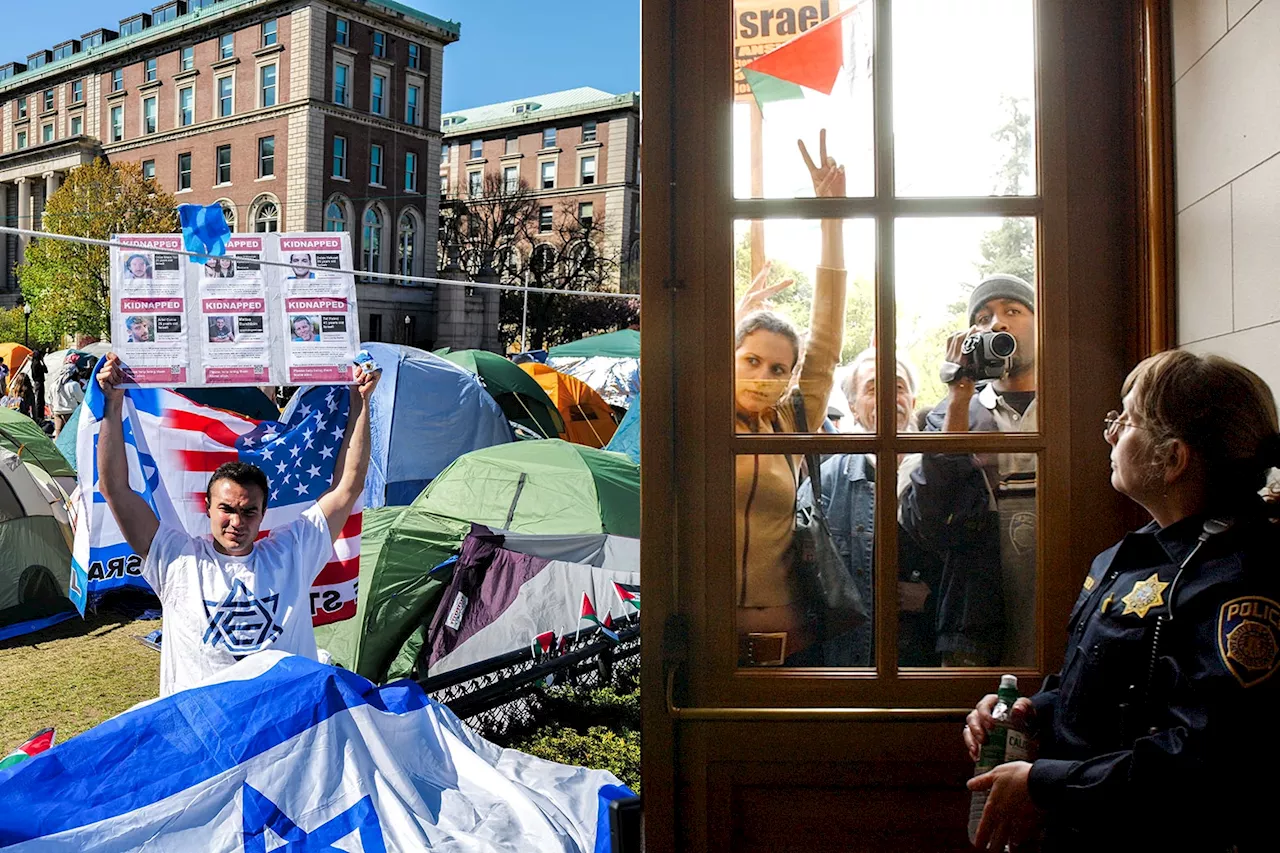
518, 363, 618, 448
284, 343, 512, 509
0, 444, 76, 641
439, 348, 564, 439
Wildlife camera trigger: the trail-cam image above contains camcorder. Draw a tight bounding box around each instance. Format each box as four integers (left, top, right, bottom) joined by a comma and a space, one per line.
960, 331, 1017, 380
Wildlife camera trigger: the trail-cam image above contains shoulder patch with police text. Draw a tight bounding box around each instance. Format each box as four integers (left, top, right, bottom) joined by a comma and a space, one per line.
1217, 596, 1280, 688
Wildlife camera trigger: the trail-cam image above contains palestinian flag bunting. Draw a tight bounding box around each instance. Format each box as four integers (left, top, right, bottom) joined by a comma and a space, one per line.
614, 581, 641, 612
0, 728, 55, 771
579, 593, 619, 642
742, 4, 861, 110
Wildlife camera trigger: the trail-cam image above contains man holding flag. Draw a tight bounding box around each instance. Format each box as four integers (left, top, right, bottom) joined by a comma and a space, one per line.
95, 352, 378, 697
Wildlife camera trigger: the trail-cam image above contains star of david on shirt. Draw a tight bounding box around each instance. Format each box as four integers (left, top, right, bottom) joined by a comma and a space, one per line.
203, 578, 285, 658
241, 784, 387, 853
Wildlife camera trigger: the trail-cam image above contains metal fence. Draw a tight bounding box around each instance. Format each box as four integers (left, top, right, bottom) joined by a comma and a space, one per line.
420, 617, 640, 739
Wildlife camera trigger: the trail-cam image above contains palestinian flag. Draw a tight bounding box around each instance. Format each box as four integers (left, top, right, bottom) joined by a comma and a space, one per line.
614, 581, 641, 613
530, 630, 556, 657
742, 3, 861, 110
603, 610, 614, 631
0, 728, 55, 771
579, 592, 619, 642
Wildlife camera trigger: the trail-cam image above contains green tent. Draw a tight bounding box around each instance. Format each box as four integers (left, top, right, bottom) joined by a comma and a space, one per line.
416, 439, 640, 538
0, 409, 73, 480
547, 328, 640, 359
314, 506, 471, 681
320, 440, 640, 681
439, 349, 565, 439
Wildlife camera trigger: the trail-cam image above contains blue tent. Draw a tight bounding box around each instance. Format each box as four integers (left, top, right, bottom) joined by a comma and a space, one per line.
605, 393, 640, 464
286, 343, 513, 508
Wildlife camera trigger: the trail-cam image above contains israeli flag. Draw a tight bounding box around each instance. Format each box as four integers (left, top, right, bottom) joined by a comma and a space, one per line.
0, 653, 633, 851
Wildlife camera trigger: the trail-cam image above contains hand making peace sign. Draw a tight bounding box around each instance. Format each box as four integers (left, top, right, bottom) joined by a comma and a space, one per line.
798, 128, 845, 198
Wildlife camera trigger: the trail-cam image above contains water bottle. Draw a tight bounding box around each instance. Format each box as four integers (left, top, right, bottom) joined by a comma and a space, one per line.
968, 674, 1029, 845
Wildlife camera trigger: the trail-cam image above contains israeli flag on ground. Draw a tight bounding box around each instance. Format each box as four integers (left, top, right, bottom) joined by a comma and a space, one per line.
0, 653, 633, 851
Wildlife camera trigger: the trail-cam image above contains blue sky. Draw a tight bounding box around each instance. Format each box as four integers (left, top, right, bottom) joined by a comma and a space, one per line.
0, 1, 640, 112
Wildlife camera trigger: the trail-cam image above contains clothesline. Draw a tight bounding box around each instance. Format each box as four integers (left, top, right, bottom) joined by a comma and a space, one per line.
0, 225, 642, 301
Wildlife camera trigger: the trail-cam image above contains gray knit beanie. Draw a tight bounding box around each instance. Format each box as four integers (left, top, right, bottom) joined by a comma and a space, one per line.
967, 274, 1035, 325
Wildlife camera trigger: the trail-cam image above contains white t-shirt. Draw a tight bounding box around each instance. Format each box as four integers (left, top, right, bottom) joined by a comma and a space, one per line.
142, 504, 333, 697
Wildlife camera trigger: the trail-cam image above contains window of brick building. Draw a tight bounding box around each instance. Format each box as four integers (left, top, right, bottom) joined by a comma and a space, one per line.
260, 64, 277, 108
216, 144, 231, 184
334, 62, 350, 106
468, 170, 482, 197
261, 20, 277, 48
335, 18, 349, 46
542, 127, 556, 148
371, 73, 386, 116
143, 96, 157, 134
505, 134, 518, 155
219, 33, 234, 60
405, 151, 418, 192
580, 155, 596, 186
258, 136, 274, 178
181, 46, 193, 71
370, 144, 384, 186
142, 160, 155, 180
70, 115, 82, 135
408, 43, 421, 70
583, 119, 597, 142
541, 160, 556, 189
17, 97, 26, 119
43, 89, 54, 112
111, 69, 123, 92
218, 75, 233, 117
469, 138, 482, 159
15, 130, 26, 150
503, 165, 518, 193
253, 200, 278, 232
373, 31, 386, 58
177, 152, 191, 190
406, 84, 420, 125
144, 58, 156, 82
578, 201, 594, 229
332, 135, 347, 178
71, 80, 83, 103
110, 105, 123, 142
179, 86, 194, 126
41, 123, 54, 144
538, 206, 552, 233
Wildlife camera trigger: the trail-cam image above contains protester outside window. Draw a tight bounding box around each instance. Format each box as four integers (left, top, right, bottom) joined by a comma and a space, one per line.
797, 349, 943, 666
900, 274, 1038, 666
94, 352, 379, 697
735, 130, 847, 667
964, 351, 1280, 852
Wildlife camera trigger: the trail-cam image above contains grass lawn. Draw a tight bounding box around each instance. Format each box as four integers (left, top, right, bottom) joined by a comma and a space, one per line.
0, 607, 161, 751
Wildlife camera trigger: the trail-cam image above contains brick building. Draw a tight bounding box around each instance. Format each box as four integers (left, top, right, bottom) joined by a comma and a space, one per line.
0, 0, 458, 347
439, 87, 640, 294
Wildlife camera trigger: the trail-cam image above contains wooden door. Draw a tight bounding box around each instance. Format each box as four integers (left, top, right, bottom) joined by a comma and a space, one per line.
639, 1, 1171, 850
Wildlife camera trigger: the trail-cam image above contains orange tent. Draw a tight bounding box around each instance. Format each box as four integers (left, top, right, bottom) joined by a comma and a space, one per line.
0, 343, 32, 392
518, 363, 618, 448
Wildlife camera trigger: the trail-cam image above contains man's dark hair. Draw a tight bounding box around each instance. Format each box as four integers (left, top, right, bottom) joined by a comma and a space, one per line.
206, 461, 270, 509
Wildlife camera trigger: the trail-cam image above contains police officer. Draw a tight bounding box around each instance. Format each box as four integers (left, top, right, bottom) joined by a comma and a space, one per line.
963, 350, 1280, 852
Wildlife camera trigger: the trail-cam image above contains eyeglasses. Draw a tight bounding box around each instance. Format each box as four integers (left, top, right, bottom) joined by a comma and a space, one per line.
1103, 410, 1147, 439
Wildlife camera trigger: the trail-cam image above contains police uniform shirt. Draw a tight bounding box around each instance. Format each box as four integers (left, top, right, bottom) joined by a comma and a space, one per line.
1025, 513, 1280, 849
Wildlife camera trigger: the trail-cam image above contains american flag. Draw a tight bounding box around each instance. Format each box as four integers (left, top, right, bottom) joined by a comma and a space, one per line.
71, 381, 360, 626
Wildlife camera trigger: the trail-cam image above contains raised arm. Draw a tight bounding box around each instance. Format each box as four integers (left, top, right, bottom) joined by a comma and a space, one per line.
316, 364, 379, 543
96, 354, 160, 558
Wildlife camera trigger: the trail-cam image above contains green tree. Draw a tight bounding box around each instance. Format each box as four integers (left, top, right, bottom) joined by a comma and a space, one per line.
18, 159, 178, 343
976, 95, 1035, 283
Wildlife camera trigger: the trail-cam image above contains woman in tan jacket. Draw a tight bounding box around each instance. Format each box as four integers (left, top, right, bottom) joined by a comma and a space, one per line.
736, 131, 847, 665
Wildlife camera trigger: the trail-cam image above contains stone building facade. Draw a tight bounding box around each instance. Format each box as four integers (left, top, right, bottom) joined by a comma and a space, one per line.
436, 87, 640, 350
0, 0, 458, 347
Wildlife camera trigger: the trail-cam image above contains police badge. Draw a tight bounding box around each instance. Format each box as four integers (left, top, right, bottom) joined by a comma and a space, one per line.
1217, 596, 1280, 688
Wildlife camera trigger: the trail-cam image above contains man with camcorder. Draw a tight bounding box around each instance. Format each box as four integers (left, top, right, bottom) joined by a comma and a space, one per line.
900, 274, 1038, 667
